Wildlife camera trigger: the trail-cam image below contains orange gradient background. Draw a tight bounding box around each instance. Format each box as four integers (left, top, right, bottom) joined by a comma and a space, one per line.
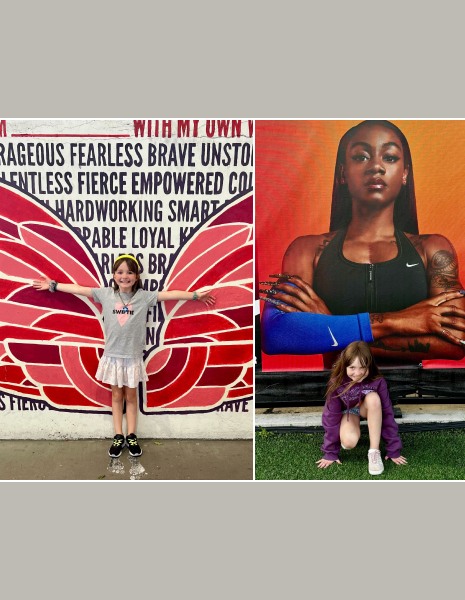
256, 120, 465, 371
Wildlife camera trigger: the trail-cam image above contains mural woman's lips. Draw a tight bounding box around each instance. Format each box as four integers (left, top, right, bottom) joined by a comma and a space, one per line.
365, 177, 386, 189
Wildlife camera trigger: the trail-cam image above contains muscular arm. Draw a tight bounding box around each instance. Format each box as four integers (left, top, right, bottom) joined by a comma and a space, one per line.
261, 233, 465, 359
427, 235, 462, 293
370, 333, 464, 361
370, 235, 465, 361
281, 234, 324, 285
262, 234, 373, 355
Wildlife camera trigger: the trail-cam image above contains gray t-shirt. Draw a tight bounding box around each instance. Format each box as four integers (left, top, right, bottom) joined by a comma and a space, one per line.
92, 287, 159, 358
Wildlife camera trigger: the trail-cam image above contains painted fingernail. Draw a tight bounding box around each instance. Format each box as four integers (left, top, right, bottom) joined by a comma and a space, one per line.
259, 296, 282, 306
269, 274, 292, 279
460, 340, 465, 345
259, 288, 277, 295
259, 282, 277, 286
460, 290, 465, 295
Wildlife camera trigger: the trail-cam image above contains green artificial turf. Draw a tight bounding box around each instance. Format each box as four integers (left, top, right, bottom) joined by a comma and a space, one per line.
255, 428, 465, 480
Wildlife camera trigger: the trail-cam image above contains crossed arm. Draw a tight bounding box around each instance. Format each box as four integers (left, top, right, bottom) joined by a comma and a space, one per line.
369, 234, 465, 360
261, 233, 465, 360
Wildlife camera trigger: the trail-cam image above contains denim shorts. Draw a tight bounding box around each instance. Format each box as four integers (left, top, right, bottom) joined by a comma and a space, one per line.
341, 405, 360, 417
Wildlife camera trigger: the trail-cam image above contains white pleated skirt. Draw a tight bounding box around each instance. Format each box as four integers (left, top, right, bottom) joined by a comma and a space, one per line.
95, 355, 149, 389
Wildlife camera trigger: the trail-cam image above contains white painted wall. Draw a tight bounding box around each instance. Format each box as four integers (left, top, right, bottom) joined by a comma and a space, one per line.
0, 396, 252, 440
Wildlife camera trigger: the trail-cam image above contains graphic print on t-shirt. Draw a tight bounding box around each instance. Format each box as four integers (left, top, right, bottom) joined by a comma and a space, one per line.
114, 302, 134, 326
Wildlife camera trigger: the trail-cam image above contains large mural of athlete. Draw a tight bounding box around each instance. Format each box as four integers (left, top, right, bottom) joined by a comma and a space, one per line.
259, 120, 465, 369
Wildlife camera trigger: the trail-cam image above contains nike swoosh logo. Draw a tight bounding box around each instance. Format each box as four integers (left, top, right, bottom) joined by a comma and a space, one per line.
406, 263, 419, 267
328, 327, 338, 347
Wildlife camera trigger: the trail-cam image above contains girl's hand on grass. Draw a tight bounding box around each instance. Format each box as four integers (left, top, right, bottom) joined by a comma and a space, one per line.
316, 458, 342, 469
196, 291, 216, 306
386, 455, 408, 465
32, 276, 51, 291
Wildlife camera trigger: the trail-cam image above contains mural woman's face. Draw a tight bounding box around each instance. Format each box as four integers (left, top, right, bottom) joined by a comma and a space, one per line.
342, 124, 409, 207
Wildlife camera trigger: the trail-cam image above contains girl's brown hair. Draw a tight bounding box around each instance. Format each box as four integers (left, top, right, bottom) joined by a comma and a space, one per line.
112, 256, 143, 293
326, 341, 383, 403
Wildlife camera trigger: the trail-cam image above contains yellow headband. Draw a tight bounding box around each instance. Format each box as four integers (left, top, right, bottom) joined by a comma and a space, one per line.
113, 255, 139, 272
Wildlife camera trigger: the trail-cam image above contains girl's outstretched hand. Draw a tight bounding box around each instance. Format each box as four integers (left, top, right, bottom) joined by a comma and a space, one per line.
316, 458, 342, 469
32, 276, 51, 291
386, 455, 408, 465
196, 291, 216, 306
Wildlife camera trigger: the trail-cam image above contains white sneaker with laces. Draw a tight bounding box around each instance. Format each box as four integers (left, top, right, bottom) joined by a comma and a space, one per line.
368, 449, 384, 475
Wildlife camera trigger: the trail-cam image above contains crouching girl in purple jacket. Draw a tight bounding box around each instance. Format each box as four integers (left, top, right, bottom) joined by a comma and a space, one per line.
317, 341, 407, 475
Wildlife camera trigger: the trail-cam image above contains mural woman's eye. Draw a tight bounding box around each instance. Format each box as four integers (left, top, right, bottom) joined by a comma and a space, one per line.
384, 155, 400, 163
351, 154, 369, 162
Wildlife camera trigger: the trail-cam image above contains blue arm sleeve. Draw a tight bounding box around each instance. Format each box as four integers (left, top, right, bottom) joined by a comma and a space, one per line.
261, 303, 374, 355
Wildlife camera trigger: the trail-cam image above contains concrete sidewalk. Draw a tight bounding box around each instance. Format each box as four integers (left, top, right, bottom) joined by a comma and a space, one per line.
0, 439, 253, 481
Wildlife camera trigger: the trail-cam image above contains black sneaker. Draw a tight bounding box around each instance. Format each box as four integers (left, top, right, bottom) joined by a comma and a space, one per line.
126, 433, 142, 457
109, 434, 126, 458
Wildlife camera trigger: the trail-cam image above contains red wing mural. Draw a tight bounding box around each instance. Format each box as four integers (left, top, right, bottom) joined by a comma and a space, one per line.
144, 195, 253, 413
0, 181, 253, 414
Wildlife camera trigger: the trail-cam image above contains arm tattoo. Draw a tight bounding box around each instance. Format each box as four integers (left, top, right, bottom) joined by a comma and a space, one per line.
429, 247, 461, 292
370, 338, 431, 354
315, 231, 338, 259
432, 249, 458, 270
411, 234, 431, 250
370, 313, 384, 325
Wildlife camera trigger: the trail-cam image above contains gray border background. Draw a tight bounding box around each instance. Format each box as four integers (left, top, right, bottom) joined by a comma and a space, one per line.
3, 2, 465, 118
3, 1, 465, 595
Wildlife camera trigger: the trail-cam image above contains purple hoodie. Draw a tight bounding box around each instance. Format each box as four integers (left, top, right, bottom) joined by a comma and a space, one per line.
321, 376, 402, 461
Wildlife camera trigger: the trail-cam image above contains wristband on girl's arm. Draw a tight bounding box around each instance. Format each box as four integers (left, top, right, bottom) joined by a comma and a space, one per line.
49, 280, 58, 293
193, 291, 198, 300
260, 303, 373, 355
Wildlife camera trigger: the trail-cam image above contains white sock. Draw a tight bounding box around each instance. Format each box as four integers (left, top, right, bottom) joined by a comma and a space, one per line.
368, 448, 380, 453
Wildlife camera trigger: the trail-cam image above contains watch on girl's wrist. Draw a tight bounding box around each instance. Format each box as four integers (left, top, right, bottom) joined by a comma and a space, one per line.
193, 291, 198, 301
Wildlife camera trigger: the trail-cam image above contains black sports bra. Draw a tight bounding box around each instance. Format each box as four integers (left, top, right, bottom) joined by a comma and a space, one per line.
313, 229, 429, 315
